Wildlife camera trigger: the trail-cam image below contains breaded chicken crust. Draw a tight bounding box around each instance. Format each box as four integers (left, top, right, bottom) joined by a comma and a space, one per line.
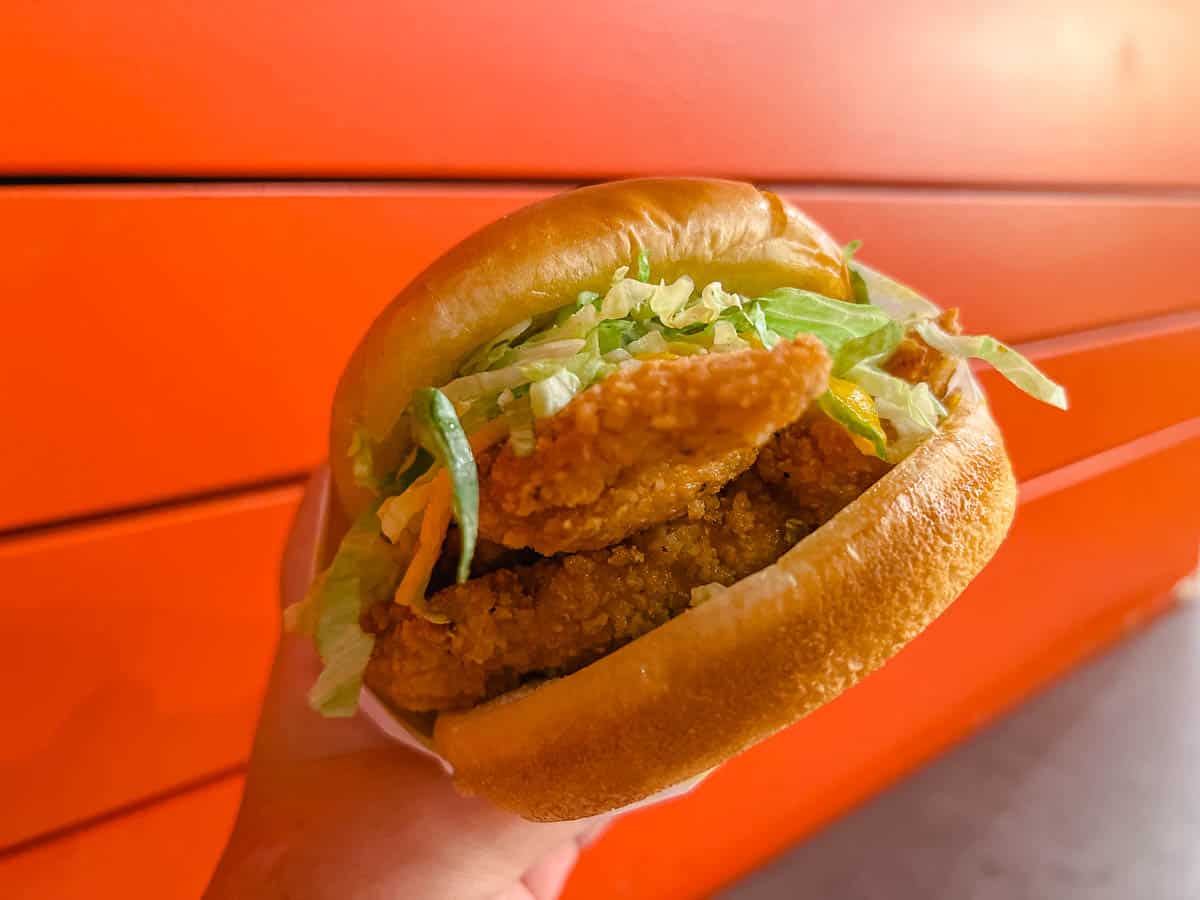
365, 473, 800, 711
478, 335, 830, 554
755, 410, 890, 527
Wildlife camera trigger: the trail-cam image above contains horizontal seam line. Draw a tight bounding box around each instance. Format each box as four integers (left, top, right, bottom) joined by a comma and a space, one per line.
0, 470, 311, 543
1018, 418, 1200, 505
0, 174, 1198, 199
0, 763, 247, 860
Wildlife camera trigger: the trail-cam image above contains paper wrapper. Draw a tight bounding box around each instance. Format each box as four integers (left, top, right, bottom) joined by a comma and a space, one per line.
306, 472, 715, 818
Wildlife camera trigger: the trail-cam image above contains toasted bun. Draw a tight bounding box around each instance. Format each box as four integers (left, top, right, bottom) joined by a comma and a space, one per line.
433, 398, 1016, 820
330, 178, 850, 520
327, 178, 1016, 821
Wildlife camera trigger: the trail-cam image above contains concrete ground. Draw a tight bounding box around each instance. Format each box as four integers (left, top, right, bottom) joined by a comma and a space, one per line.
722, 590, 1200, 900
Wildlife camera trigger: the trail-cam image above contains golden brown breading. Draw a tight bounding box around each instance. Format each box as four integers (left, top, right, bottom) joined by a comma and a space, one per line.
754, 410, 891, 528
478, 447, 759, 555
477, 335, 830, 553
364, 472, 800, 711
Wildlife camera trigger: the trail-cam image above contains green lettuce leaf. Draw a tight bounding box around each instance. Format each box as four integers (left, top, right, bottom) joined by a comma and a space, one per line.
914, 322, 1069, 410
290, 507, 406, 717
377, 447, 434, 497
501, 389, 536, 456
721, 300, 777, 347
636, 248, 651, 282
457, 317, 532, 375
530, 368, 583, 418
851, 262, 941, 319
758, 288, 892, 355
347, 427, 377, 492
845, 362, 947, 458
411, 388, 479, 583
831, 321, 904, 376
595, 319, 637, 354
842, 241, 872, 305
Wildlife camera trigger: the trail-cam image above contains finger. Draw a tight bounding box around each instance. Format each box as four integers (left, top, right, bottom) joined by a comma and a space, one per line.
520, 840, 580, 899
280, 464, 330, 608
575, 817, 612, 849
237, 746, 591, 899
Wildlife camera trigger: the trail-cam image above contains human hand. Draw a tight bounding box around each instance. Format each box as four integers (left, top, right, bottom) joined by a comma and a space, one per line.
204, 467, 607, 900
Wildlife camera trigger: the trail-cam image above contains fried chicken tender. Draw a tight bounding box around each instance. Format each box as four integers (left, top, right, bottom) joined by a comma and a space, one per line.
755, 410, 891, 527
364, 472, 801, 711
477, 335, 830, 554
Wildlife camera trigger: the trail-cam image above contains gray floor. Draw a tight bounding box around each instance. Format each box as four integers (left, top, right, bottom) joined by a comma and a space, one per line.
723, 590, 1200, 900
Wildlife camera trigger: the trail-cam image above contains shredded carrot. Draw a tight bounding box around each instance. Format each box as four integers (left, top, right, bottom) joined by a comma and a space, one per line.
387, 416, 507, 620
392, 471, 453, 621
377, 480, 433, 543
469, 417, 510, 453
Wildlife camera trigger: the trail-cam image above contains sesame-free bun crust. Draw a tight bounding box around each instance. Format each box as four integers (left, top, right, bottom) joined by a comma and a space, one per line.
331, 178, 850, 520
432, 399, 1015, 820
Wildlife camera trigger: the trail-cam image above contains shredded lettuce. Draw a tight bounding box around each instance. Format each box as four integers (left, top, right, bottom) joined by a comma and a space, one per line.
647, 277, 699, 327
458, 317, 532, 375
914, 321, 1068, 410
831, 321, 904, 376
376, 447, 433, 498
506, 337, 587, 366
531, 369, 583, 418
842, 241, 872, 304
636, 248, 651, 282
411, 388, 478, 583
710, 319, 751, 353
288, 507, 405, 716
347, 427, 376, 491
758, 288, 892, 355
595, 319, 636, 354
724, 300, 776, 348
501, 390, 536, 457
852, 261, 941, 320
847, 362, 948, 459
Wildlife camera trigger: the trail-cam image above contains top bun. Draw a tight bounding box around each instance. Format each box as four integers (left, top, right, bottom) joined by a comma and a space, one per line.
330, 178, 850, 519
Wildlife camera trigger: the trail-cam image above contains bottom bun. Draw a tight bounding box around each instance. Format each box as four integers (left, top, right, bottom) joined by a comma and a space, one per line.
432, 399, 1017, 821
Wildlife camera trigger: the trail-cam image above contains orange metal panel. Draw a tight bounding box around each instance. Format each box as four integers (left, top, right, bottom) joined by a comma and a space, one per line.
2, 3, 1197, 184
0, 775, 243, 900
3, 186, 1198, 532
564, 425, 1200, 900
0, 185, 553, 531
0, 487, 298, 850
0, 430, 1195, 898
